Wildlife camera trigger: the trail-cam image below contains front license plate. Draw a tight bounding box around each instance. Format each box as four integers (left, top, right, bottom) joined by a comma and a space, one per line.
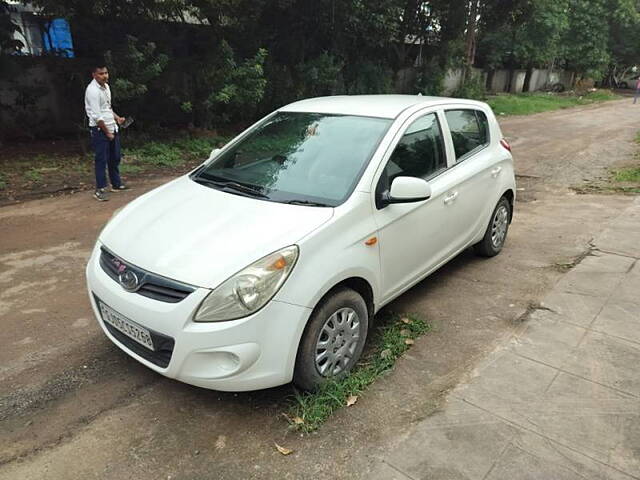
99, 302, 155, 351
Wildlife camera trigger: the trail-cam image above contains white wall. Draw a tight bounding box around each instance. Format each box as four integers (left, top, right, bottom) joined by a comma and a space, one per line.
441, 67, 573, 94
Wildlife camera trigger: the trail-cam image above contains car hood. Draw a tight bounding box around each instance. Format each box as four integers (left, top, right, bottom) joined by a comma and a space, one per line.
100, 176, 334, 288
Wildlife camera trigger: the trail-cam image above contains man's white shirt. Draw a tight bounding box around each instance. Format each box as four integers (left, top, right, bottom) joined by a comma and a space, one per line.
85, 79, 117, 133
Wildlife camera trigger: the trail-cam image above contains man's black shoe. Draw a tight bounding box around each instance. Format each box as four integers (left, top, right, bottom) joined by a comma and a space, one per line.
94, 189, 109, 201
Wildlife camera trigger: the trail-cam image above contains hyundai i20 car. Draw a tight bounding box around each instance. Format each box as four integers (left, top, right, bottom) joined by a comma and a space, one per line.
86, 95, 516, 391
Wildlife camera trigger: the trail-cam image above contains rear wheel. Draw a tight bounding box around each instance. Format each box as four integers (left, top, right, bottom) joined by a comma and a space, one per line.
474, 196, 511, 257
293, 288, 368, 391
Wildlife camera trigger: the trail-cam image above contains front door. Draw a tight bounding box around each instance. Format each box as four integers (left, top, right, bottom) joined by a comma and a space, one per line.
373, 111, 460, 303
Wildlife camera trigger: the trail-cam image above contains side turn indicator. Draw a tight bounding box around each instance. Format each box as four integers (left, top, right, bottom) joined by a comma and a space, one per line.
365, 237, 378, 246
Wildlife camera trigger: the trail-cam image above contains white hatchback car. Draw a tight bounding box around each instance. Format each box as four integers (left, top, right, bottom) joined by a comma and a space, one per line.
86, 95, 515, 391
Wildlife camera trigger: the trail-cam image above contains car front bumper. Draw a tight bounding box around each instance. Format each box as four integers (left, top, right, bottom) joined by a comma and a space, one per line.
86, 243, 312, 391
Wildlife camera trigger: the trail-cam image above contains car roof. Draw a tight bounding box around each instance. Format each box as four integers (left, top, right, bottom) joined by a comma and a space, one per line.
279, 94, 488, 119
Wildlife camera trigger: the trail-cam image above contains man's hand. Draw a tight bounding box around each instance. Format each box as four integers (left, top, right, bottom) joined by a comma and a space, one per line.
116, 115, 126, 126
97, 120, 114, 140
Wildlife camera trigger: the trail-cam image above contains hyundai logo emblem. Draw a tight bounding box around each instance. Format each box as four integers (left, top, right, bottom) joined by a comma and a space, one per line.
118, 270, 140, 292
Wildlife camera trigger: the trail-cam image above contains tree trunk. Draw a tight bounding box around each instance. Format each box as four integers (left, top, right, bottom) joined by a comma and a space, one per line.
462, 0, 479, 85
505, 69, 515, 93
523, 66, 534, 92
485, 69, 495, 92
465, 1, 479, 66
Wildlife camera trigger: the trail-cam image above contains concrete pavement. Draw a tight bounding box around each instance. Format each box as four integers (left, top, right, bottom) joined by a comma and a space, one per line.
370, 197, 640, 480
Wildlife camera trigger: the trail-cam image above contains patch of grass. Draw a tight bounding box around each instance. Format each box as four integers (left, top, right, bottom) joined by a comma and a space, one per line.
286, 313, 430, 433
120, 163, 144, 174
173, 137, 228, 159
574, 129, 640, 195
70, 161, 91, 174
24, 168, 43, 182
613, 167, 640, 182
0, 132, 232, 202
124, 136, 228, 169
126, 142, 185, 167
573, 183, 640, 195
580, 90, 618, 102
488, 90, 620, 116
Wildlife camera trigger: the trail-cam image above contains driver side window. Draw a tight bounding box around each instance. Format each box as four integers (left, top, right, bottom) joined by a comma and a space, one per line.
378, 113, 446, 194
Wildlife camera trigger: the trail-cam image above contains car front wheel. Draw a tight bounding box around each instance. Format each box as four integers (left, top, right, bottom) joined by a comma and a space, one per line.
474, 196, 511, 257
293, 288, 369, 391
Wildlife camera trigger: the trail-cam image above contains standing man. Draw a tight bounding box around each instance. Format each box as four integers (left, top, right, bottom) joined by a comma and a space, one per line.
634, 77, 640, 104
85, 64, 128, 201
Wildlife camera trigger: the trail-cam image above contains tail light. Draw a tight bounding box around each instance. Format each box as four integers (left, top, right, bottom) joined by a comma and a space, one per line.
500, 139, 512, 152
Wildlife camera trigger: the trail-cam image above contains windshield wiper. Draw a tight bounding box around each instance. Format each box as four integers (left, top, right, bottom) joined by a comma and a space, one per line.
222, 181, 269, 198
286, 199, 331, 207
193, 176, 269, 199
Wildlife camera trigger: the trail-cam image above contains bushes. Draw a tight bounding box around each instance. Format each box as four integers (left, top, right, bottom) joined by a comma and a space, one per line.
105, 35, 169, 117
344, 60, 394, 95
297, 52, 344, 97
450, 73, 487, 100
415, 58, 446, 96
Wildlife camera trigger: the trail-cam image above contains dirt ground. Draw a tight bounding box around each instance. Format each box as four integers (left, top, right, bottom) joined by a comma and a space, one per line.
1, 99, 639, 479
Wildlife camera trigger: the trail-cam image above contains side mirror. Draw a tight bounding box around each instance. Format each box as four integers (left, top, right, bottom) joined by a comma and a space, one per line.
380, 176, 431, 207
208, 148, 221, 161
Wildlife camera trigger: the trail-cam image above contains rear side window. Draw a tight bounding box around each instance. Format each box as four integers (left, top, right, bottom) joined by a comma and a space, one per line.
384, 113, 447, 182
445, 109, 489, 160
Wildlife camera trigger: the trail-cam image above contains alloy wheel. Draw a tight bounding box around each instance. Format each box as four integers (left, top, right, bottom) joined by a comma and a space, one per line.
314, 307, 361, 376
491, 205, 509, 249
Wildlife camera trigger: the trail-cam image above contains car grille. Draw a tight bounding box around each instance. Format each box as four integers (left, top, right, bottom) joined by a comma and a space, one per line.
99, 247, 195, 303
95, 295, 175, 368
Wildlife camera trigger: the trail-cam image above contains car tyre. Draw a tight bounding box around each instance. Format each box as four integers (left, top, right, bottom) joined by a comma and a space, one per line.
474, 196, 511, 257
293, 288, 368, 391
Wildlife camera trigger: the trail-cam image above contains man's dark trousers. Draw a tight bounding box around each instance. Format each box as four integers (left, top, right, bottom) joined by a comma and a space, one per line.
90, 127, 122, 189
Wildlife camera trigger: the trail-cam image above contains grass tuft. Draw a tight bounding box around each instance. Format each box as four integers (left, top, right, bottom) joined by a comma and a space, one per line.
613, 167, 640, 182
24, 168, 43, 182
286, 313, 429, 432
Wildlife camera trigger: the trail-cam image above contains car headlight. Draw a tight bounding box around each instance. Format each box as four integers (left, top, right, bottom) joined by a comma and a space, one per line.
194, 245, 299, 322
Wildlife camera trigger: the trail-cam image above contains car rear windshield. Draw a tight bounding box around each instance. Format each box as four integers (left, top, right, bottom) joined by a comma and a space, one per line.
193, 112, 391, 206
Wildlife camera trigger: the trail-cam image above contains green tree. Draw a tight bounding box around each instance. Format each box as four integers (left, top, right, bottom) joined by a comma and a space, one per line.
104, 36, 169, 123
605, 0, 640, 85
178, 40, 268, 126
105, 36, 169, 100
563, 0, 611, 80
478, 0, 569, 92
31, 0, 192, 20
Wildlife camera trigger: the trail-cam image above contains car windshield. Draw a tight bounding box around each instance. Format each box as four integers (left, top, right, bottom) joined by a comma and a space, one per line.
193, 112, 391, 206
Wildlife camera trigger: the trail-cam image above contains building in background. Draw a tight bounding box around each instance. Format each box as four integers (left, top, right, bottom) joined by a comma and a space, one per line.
7, 1, 74, 57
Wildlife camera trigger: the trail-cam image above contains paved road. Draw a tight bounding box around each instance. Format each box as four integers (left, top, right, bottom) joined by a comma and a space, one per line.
370, 198, 640, 480
0, 99, 639, 479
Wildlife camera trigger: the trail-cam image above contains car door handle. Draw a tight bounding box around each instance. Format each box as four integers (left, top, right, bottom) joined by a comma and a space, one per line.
443, 191, 458, 205
491, 166, 502, 178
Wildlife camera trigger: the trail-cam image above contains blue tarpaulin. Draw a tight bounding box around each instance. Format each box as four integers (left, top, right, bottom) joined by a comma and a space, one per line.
43, 18, 74, 57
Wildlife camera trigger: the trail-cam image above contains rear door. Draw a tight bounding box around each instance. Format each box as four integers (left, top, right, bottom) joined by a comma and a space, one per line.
440, 108, 500, 247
